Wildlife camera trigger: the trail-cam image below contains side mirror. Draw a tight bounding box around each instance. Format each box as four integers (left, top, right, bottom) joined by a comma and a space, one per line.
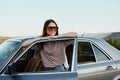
7, 62, 16, 75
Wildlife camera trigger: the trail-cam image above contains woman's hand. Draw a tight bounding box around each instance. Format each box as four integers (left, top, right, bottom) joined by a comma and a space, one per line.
46, 36, 58, 40
36, 36, 54, 40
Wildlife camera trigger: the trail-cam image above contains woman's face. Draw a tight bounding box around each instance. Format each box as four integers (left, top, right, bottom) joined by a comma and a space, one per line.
46, 22, 58, 36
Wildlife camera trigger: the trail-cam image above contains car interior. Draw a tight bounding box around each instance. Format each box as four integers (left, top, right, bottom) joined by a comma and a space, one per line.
77, 42, 96, 64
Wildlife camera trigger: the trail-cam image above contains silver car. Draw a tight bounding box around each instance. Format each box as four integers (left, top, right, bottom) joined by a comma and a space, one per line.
0, 36, 120, 80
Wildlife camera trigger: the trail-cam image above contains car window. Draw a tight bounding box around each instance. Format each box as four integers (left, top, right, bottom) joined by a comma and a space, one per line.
13, 47, 27, 61
15, 48, 36, 72
14, 39, 74, 73
92, 44, 109, 61
77, 41, 110, 65
77, 42, 96, 64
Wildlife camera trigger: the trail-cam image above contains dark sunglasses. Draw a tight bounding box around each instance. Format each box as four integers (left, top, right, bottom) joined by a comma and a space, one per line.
47, 26, 58, 30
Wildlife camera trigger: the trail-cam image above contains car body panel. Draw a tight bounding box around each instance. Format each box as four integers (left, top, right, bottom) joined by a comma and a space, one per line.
77, 61, 117, 80
0, 72, 78, 80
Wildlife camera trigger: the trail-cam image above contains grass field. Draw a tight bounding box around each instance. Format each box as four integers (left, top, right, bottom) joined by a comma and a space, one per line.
0, 36, 12, 44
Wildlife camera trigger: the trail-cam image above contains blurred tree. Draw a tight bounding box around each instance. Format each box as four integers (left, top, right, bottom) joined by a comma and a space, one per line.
0, 37, 12, 44
107, 38, 120, 50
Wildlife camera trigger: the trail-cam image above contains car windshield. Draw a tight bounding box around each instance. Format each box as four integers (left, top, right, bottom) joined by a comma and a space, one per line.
0, 41, 19, 65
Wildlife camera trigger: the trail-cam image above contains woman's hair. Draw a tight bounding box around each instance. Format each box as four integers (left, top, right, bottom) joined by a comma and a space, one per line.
41, 19, 59, 37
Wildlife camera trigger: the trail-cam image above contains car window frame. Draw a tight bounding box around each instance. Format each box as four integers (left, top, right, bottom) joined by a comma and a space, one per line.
91, 43, 111, 62
77, 40, 96, 65
77, 38, 112, 66
12, 38, 76, 74
91, 42, 112, 61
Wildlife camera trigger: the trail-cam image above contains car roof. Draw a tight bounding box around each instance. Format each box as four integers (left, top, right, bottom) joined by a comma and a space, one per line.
5, 36, 36, 43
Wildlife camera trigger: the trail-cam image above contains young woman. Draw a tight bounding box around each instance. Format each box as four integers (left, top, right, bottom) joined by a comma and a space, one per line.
22, 19, 78, 71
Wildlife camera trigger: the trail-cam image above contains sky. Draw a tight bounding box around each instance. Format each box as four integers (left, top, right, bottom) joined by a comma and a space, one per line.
0, 0, 120, 37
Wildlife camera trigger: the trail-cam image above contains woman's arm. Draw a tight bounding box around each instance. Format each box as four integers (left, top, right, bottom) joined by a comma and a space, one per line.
22, 32, 78, 46
22, 37, 47, 47
46, 32, 78, 39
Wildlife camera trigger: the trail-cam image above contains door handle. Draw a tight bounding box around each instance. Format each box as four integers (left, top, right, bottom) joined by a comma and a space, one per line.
106, 66, 113, 71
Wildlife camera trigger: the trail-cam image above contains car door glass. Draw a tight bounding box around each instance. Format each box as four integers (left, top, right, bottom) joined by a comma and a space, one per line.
15, 49, 35, 72
77, 42, 96, 64
92, 44, 109, 61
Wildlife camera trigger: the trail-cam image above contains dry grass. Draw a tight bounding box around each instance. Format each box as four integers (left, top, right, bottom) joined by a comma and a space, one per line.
0, 36, 12, 44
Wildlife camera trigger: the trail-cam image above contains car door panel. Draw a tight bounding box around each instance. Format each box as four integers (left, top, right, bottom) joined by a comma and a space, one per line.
11, 72, 78, 80
0, 75, 15, 80
77, 61, 116, 80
